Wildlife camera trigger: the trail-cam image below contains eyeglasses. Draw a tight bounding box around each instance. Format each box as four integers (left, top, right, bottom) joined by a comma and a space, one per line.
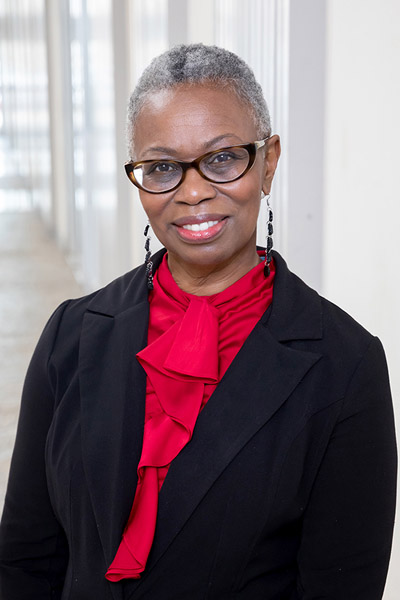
124, 138, 269, 194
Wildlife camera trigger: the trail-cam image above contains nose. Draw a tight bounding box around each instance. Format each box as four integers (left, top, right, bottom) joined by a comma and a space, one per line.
173, 166, 217, 205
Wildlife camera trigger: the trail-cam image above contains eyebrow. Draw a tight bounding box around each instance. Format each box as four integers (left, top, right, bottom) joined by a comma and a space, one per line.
140, 134, 243, 159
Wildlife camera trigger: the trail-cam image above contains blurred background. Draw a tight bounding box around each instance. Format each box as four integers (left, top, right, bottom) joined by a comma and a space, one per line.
0, 0, 399, 596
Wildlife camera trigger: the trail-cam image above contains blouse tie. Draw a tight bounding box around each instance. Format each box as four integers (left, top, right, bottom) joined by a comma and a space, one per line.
106, 252, 275, 582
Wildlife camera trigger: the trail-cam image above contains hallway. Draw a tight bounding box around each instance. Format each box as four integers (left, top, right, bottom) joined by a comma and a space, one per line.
0, 211, 82, 509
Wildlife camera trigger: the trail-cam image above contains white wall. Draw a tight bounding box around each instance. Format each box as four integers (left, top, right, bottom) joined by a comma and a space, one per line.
323, 2, 400, 597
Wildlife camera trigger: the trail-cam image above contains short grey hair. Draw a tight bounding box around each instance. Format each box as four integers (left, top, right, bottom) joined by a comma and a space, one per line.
127, 43, 271, 160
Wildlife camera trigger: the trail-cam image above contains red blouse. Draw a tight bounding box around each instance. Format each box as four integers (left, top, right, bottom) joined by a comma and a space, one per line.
105, 252, 275, 582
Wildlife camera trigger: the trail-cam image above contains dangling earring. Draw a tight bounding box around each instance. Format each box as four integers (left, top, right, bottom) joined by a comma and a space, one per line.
264, 193, 273, 277
144, 222, 154, 290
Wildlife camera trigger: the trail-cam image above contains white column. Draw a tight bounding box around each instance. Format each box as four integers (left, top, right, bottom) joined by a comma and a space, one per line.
286, 0, 327, 291
112, 0, 135, 274
167, 0, 187, 46
44, 0, 75, 249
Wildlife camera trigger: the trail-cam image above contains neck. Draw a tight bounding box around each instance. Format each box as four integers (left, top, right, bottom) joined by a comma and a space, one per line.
166, 247, 261, 296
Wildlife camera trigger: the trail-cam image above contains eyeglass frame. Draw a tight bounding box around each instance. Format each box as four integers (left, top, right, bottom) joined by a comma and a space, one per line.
124, 137, 269, 194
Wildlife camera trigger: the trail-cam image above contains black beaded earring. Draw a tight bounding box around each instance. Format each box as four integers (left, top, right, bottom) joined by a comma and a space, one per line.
144, 222, 154, 290
264, 193, 273, 277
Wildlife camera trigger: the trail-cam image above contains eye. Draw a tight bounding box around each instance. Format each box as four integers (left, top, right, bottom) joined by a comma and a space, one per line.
208, 151, 236, 165
147, 161, 178, 174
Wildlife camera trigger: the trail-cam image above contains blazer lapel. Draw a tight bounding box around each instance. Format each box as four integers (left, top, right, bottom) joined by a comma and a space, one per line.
79, 302, 148, 566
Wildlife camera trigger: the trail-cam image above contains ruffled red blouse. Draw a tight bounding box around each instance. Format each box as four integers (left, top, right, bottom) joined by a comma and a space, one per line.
105, 252, 275, 582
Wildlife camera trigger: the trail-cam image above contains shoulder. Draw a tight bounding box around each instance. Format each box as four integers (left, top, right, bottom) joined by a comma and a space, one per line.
320, 293, 374, 350
269, 253, 392, 426
318, 295, 386, 393
50, 249, 168, 330
272, 251, 373, 347
61, 261, 147, 321
37, 253, 163, 364
271, 252, 384, 390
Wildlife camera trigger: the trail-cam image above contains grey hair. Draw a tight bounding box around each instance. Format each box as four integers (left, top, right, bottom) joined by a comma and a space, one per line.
126, 43, 271, 160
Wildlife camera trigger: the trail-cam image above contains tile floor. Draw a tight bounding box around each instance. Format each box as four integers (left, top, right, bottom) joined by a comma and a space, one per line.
0, 211, 82, 512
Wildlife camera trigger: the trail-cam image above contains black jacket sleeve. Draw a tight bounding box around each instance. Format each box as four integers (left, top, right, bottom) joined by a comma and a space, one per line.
294, 337, 397, 599
0, 302, 70, 600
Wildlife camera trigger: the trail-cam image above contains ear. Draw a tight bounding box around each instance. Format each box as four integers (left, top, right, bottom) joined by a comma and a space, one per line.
262, 135, 281, 195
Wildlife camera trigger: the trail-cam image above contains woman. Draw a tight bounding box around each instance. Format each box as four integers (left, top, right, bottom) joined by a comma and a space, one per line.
0, 44, 396, 600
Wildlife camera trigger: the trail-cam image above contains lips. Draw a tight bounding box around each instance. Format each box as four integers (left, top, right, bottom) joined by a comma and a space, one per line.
173, 215, 228, 242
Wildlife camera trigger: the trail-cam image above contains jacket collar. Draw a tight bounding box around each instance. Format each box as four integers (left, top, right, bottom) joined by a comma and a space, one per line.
265, 251, 322, 341
86, 249, 323, 344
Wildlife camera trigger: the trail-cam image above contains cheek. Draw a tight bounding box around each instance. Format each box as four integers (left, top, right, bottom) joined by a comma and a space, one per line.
230, 179, 262, 218
229, 165, 263, 199
237, 188, 262, 235
139, 194, 168, 225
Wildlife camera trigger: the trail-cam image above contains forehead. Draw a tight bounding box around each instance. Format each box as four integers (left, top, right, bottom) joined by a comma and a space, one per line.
133, 84, 258, 158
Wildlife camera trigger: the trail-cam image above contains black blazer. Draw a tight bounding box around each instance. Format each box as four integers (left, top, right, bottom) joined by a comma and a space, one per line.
0, 250, 397, 600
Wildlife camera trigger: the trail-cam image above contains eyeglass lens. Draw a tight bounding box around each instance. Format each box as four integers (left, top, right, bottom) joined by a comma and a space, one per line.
133, 146, 250, 192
